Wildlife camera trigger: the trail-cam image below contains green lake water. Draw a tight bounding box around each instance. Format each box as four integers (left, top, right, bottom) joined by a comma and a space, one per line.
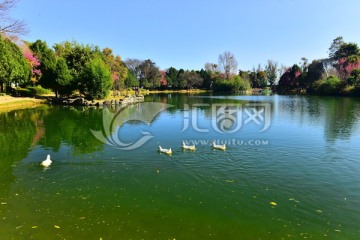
0, 94, 360, 239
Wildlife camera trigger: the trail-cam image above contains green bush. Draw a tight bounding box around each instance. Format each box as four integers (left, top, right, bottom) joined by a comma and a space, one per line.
0, 92, 7, 96
312, 76, 343, 95
348, 69, 360, 86
14, 86, 51, 97
27, 86, 52, 96
213, 76, 250, 93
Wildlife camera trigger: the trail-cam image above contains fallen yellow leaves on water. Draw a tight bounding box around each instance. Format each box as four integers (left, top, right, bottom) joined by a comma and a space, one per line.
316, 209, 322, 213
31, 226, 38, 229
54, 225, 60, 229
225, 180, 235, 183
270, 201, 277, 206
79, 217, 86, 220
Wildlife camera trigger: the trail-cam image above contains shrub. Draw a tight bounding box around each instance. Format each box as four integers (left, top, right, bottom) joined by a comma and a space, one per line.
13, 86, 52, 97
213, 76, 250, 93
348, 69, 360, 86
312, 76, 343, 95
27, 86, 52, 96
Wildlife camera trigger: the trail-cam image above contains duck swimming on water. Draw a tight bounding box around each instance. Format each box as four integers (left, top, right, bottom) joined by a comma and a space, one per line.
158, 146, 172, 155
40, 154, 52, 167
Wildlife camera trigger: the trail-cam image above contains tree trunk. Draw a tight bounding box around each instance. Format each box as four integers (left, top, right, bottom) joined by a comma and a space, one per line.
0, 82, 4, 93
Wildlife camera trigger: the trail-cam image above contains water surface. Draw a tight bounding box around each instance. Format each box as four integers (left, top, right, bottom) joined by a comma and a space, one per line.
0, 94, 359, 239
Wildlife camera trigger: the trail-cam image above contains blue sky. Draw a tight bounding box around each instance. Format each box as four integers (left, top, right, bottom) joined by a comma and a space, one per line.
12, 0, 360, 71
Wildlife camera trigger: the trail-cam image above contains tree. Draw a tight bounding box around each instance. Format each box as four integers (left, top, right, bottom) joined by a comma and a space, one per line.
124, 69, 138, 88
29, 40, 57, 90
218, 51, 238, 79
265, 60, 278, 86
101, 48, 128, 91
249, 65, 267, 88
54, 57, 72, 97
197, 69, 212, 89
328, 36, 344, 59
305, 60, 325, 88
300, 57, 308, 72
137, 59, 161, 89
177, 70, 203, 89
204, 62, 218, 72
22, 46, 41, 85
165, 67, 178, 88
348, 69, 360, 86
335, 56, 360, 81
0, 0, 27, 36
0, 35, 30, 92
79, 57, 112, 99
125, 58, 142, 80
333, 43, 360, 60
54, 40, 101, 79
278, 64, 302, 90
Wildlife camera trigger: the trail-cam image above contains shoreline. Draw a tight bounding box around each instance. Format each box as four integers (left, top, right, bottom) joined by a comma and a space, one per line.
0, 96, 47, 113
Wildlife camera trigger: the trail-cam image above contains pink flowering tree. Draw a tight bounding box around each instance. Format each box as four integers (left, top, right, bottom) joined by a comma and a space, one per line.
278, 64, 302, 90
22, 49, 42, 85
335, 56, 360, 82
159, 70, 167, 87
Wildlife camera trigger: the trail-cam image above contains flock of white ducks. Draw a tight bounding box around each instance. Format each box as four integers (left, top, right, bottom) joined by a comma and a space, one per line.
159, 141, 226, 155
41, 141, 226, 165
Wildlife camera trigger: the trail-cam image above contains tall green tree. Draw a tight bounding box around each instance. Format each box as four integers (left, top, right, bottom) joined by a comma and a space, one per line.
29, 40, 56, 90
101, 48, 128, 91
328, 36, 344, 60
265, 60, 278, 87
165, 67, 178, 88
124, 69, 139, 88
54, 57, 73, 97
197, 69, 212, 89
333, 43, 360, 60
79, 56, 112, 99
0, 35, 30, 92
305, 60, 325, 89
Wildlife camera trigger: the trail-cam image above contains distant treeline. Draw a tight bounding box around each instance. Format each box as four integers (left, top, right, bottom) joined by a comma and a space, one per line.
1, 35, 360, 98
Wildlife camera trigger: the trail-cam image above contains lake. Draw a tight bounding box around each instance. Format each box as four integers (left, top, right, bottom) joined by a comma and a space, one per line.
0, 94, 360, 239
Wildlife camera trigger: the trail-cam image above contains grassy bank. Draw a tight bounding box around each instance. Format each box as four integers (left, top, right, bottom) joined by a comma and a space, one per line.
0, 96, 46, 113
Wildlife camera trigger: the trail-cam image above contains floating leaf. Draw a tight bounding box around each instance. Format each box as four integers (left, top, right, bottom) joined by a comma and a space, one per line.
226, 180, 235, 183
31, 226, 38, 229
270, 201, 277, 206
316, 209, 322, 213
54, 225, 60, 229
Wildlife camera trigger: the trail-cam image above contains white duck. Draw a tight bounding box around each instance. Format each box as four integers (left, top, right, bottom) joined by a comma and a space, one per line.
159, 146, 172, 155
211, 141, 226, 150
182, 141, 196, 151
40, 154, 52, 167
